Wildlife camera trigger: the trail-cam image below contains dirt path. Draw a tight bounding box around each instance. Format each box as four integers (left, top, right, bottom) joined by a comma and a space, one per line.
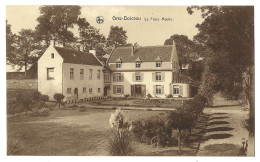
196, 93, 252, 156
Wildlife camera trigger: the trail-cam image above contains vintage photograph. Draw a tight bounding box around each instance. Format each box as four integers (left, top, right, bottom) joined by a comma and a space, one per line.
6, 5, 254, 156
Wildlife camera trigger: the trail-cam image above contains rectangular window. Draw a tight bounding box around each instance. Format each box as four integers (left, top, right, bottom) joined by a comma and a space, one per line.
156, 62, 161, 67
156, 72, 162, 81
97, 70, 101, 79
156, 85, 162, 94
116, 63, 121, 68
116, 73, 122, 81
70, 68, 74, 80
67, 88, 71, 94
89, 69, 93, 79
47, 68, 54, 80
83, 87, 86, 93
98, 88, 101, 93
89, 88, 92, 94
136, 63, 141, 68
173, 86, 180, 95
135, 72, 141, 81
104, 73, 110, 82
80, 69, 84, 80
51, 53, 54, 59
116, 85, 122, 94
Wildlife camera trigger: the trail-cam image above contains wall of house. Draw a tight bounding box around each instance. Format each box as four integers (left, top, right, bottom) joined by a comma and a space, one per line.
110, 71, 173, 98
38, 47, 63, 100
171, 83, 191, 98
109, 62, 173, 71
62, 63, 104, 101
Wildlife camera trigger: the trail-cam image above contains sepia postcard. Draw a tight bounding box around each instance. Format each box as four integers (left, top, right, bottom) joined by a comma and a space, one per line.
4, 4, 255, 158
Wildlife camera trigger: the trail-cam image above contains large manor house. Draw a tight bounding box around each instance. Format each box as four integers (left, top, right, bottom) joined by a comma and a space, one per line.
38, 40, 191, 101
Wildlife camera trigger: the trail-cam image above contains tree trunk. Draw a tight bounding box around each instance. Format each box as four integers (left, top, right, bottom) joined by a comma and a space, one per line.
59, 102, 60, 109
178, 129, 181, 155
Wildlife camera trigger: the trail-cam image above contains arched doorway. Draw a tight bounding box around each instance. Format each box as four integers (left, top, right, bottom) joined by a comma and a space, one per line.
104, 86, 110, 96
74, 88, 78, 100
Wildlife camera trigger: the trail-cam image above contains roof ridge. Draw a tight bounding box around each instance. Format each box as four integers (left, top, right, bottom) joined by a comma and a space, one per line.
54, 46, 90, 55
115, 45, 172, 49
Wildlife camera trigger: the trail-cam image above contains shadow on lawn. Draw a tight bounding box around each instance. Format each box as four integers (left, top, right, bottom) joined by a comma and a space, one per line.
207, 127, 234, 132
208, 121, 229, 126
204, 133, 233, 140
209, 116, 229, 120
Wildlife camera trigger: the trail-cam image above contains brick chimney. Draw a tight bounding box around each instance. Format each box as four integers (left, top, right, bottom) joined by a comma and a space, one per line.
50, 40, 55, 47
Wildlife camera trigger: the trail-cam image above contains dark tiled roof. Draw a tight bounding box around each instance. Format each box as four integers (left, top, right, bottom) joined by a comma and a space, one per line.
108, 45, 173, 63
55, 47, 103, 66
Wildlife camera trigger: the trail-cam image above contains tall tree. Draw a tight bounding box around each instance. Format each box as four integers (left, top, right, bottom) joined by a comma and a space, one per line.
164, 34, 201, 72
35, 5, 81, 47
107, 26, 128, 47
188, 6, 254, 122
12, 29, 40, 75
6, 21, 16, 65
76, 17, 107, 56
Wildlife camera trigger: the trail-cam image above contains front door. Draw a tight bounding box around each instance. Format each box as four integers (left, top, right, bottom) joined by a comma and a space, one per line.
74, 88, 78, 100
131, 85, 146, 98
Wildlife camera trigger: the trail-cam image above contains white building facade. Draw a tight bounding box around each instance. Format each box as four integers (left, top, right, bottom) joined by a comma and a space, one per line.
107, 41, 191, 98
38, 40, 190, 101
38, 41, 104, 101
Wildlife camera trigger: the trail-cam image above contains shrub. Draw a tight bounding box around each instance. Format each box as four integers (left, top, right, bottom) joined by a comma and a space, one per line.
107, 109, 132, 155
41, 95, 49, 105
7, 138, 22, 155
124, 94, 130, 98
132, 115, 172, 147
106, 129, 132, 156
167, 94, 173, 98
32, 91, 42, 105
54, 93, 65, 108
32, 108, 50, 116
146, 108, 153, 111
147, 94, 153, 98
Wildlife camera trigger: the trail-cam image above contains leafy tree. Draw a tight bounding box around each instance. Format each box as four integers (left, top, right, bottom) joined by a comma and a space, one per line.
188, 6, 254, 120
76, 18, 107, 56
54, 93, 65, 108
6, 21, 16, 65
35, 5, 81, 47
10, 29, 40, 76
107, 26, 128, 47
167, 110, 193, 154
164, 34, 202, 72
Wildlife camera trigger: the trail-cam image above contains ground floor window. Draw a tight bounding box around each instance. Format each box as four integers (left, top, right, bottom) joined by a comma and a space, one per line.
173, 86, 180, 95
98, 88, 101, 93
156, 85, 162, 94
83, 87, 86, 93
67, 88, 71, 94
89, 88, 92, 94
116, 85, 122, 94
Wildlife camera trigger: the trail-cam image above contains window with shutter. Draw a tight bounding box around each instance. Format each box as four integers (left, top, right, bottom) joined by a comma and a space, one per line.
152, 72, 155, 82
180, 85, 183, 96
113, 85, 116, 94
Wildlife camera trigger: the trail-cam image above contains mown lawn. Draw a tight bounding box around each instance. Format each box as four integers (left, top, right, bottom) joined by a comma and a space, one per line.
7, 109, 170, 155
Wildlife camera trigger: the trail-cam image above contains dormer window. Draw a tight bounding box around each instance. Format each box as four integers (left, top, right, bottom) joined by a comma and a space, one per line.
51, 53, 54, 59
116, 63, 121, 68
156, 62, 161, 67
136, 62, 141, 68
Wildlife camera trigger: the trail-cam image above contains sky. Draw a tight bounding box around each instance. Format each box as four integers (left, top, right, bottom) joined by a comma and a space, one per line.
6, 6, 204, 46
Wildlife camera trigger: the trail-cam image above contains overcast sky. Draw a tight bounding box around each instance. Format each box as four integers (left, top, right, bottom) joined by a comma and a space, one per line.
6, 6, 204, 46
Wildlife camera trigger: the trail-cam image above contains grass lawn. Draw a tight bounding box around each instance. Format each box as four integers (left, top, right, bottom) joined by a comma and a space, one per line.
7, 109, 170, 155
